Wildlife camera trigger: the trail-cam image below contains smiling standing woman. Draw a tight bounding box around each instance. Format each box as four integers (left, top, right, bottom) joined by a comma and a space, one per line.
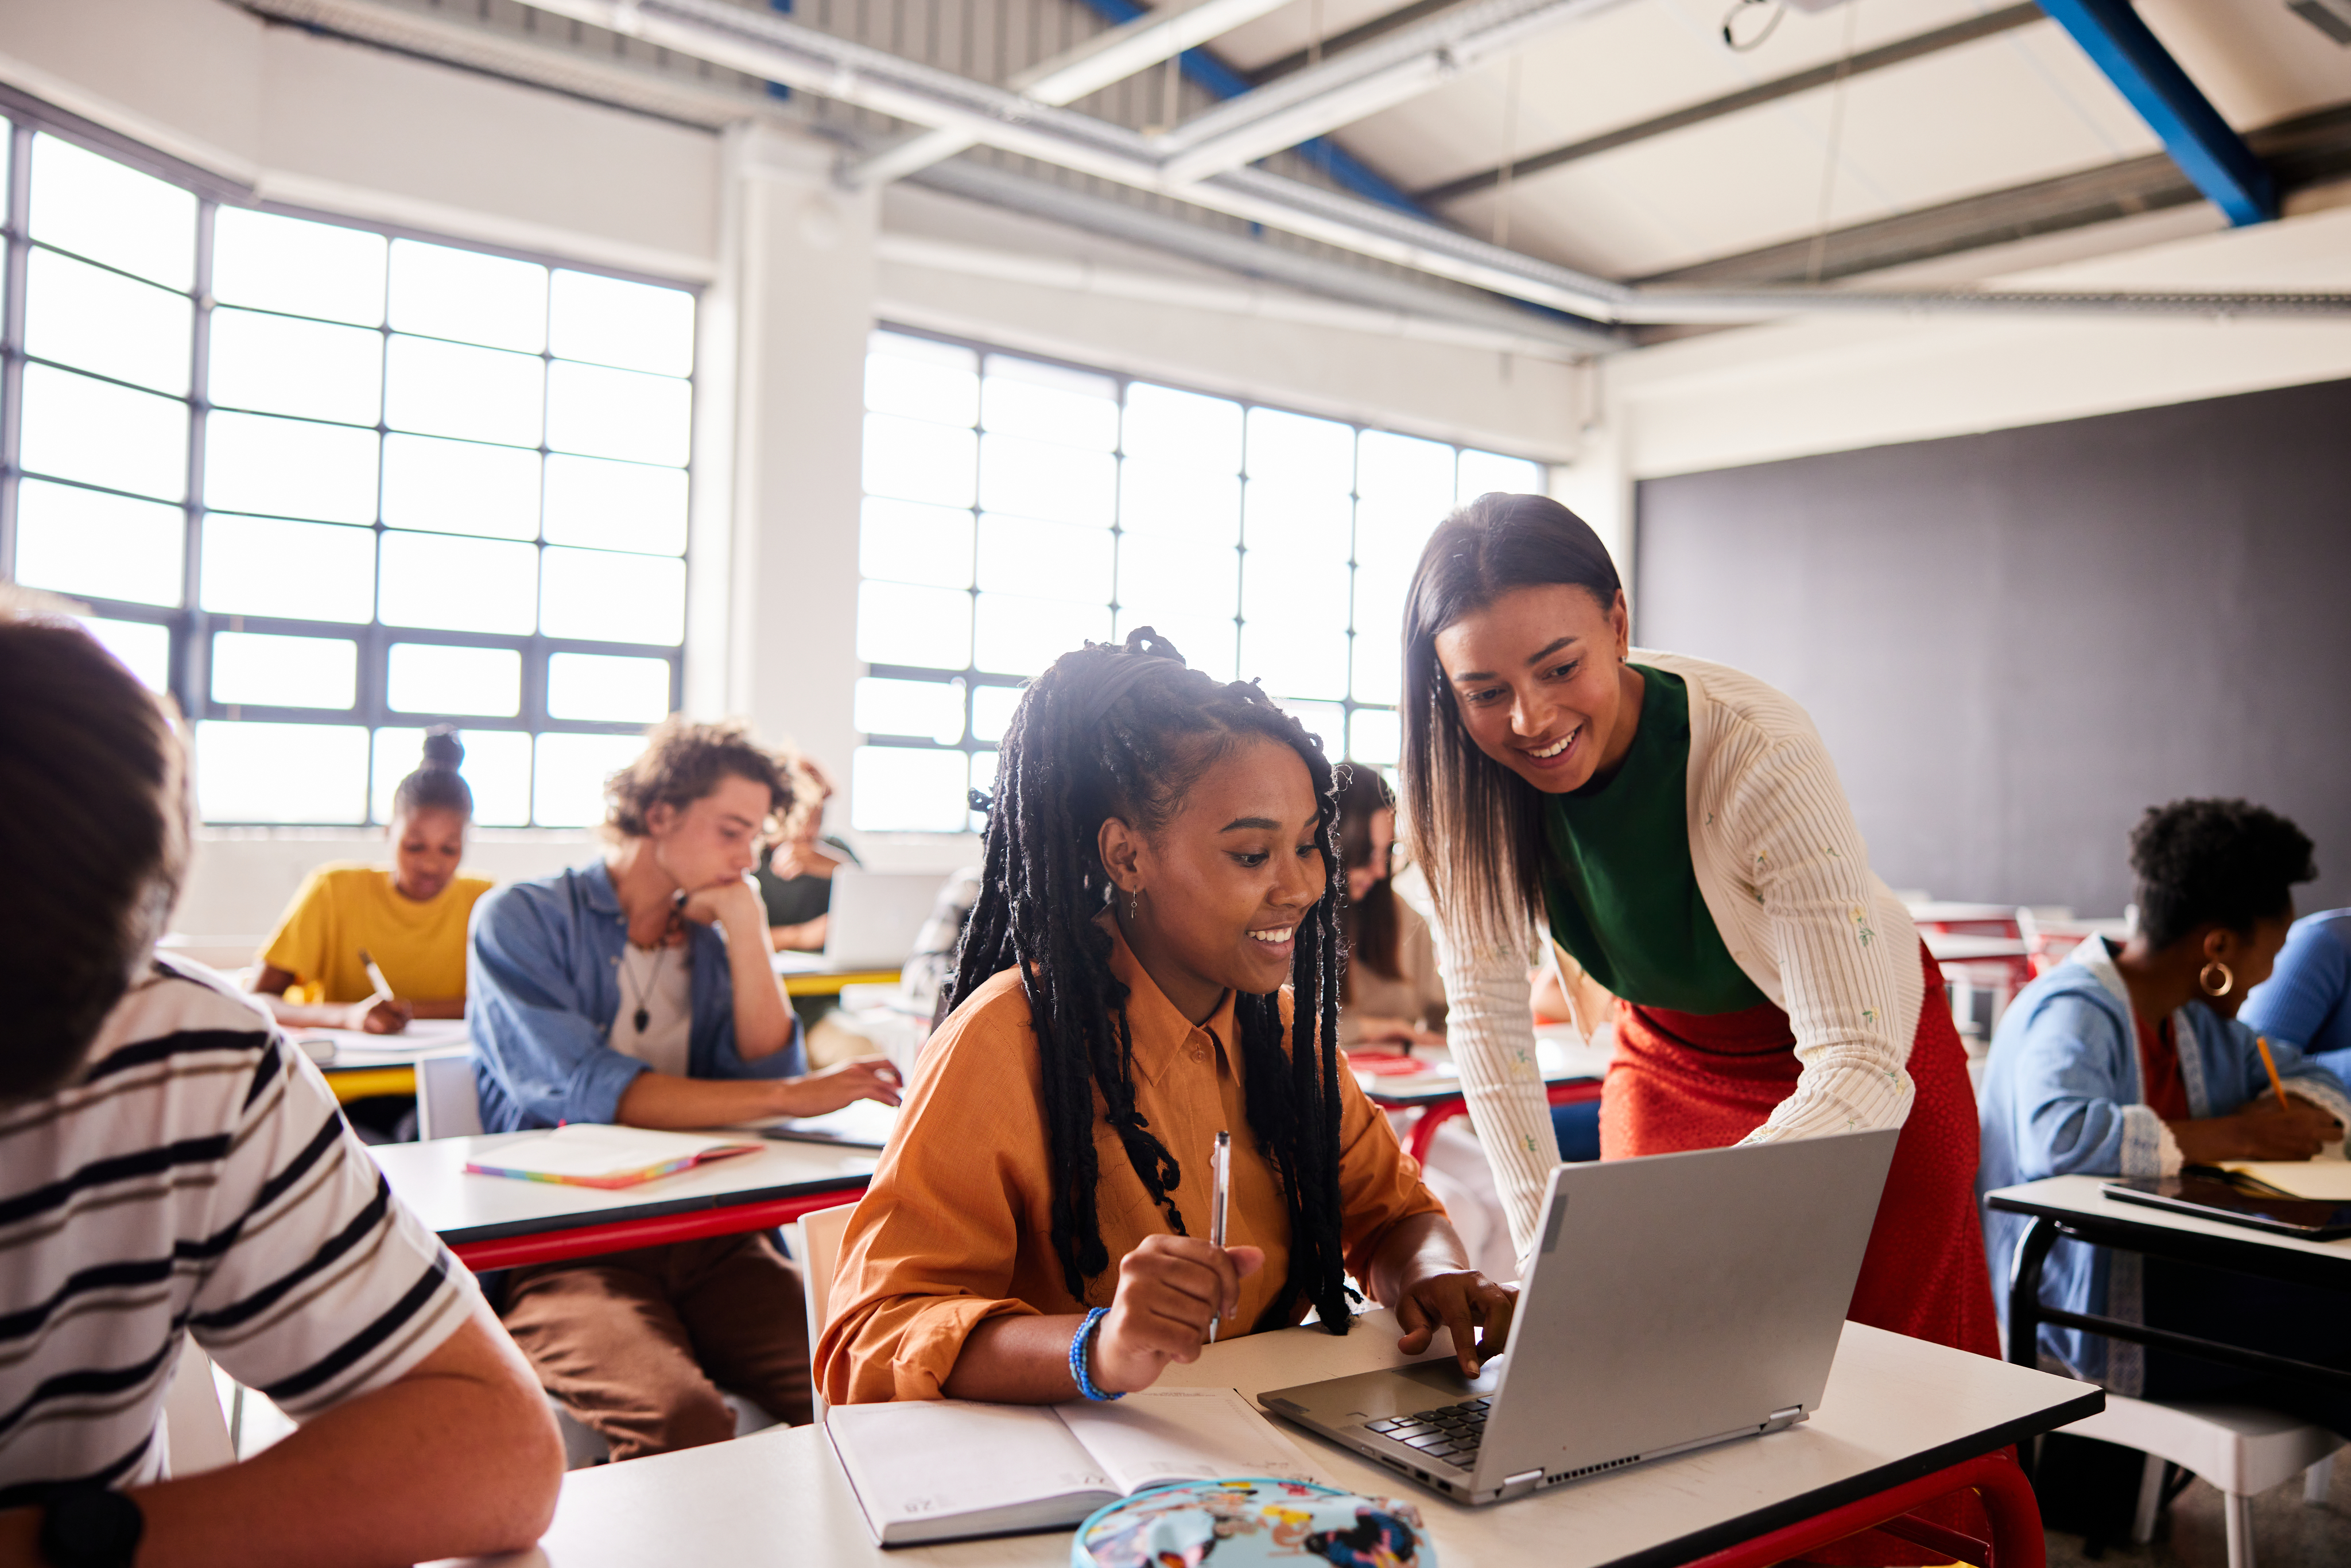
1400, 495, 1997, 1379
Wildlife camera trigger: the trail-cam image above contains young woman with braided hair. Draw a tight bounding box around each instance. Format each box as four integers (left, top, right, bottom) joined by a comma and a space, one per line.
818, 631, 1514, 1405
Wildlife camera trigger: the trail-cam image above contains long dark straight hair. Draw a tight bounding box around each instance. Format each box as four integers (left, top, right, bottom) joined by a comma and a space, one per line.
1336, 765, 1400, 989
1399, 493, 1622, 951
944, 630, 1356, 1335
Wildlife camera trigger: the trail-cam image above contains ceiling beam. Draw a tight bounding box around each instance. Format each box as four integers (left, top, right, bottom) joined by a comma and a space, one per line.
2035, 0, 2275, 225
1248, 0, 1469, 84
1414, 2, 2046, 205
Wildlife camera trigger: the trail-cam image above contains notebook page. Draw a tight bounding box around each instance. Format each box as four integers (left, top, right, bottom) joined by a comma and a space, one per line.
1057, 1387, 1328, 1495
471, 1125, 754, 1181
2221, 1161, 2351, 1202
825, 1400, 1111, 1531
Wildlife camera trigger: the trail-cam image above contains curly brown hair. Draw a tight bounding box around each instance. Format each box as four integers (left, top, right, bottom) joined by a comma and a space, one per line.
603, 717, 801, 841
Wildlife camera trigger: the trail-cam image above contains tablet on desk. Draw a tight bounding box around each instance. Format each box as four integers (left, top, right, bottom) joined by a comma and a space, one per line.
2103, 1174, 2351, 1240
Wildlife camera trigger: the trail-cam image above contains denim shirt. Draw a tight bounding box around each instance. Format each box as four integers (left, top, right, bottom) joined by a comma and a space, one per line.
1977, 936, 2351, 1392
2241, 910, 2351, 1089
465, 860, 808, 1134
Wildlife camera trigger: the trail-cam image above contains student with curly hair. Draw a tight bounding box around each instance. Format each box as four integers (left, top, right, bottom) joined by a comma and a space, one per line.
817, 632, 1511, 1405
1978, 799, 2351, 1429
468, 717, 901, 1456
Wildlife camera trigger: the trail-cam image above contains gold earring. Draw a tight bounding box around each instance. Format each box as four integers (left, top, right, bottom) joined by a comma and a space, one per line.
2198, 960, 2234, 998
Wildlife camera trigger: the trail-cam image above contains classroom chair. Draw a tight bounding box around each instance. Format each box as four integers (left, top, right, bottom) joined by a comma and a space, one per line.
794, 1200, 860, 1420
2061, 1395, 2341, 1568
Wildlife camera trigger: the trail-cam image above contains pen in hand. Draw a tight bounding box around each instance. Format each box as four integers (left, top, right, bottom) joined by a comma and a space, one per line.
1207, 1129, 1231, 1345
359, 949, 394, 1005
2255, 1035, 2292, 1112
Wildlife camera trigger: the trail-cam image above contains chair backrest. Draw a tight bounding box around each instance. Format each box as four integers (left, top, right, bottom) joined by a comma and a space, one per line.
797, 1201, 860, 1418
416, 1054, 483, 1141
161, 1335, 235, 1476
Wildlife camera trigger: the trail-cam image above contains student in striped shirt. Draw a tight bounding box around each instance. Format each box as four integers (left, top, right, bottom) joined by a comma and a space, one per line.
0, 604, 561, 1568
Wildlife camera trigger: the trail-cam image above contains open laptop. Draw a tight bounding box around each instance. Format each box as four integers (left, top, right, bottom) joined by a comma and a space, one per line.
1258, 1127, 1900, 1505
820, 870, 945, 970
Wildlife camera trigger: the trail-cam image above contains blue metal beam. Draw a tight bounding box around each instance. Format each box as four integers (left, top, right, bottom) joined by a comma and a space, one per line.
1066, 0, 1426, 215
2036, 0, 2275, 225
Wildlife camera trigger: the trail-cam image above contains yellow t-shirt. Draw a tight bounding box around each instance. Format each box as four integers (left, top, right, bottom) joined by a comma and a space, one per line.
259, 863, 494, 1006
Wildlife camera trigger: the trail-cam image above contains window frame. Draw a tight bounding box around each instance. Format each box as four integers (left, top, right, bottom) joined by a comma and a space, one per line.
0, 93, 700, 828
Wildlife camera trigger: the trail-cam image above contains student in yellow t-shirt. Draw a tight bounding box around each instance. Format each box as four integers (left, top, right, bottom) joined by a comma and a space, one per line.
249, 728, 493, 1035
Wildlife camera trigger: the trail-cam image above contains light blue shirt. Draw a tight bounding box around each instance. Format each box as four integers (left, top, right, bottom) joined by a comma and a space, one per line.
2241, 910, 2351, 1090
1976, 937, 2351, 1392
465, 860, 806, 1135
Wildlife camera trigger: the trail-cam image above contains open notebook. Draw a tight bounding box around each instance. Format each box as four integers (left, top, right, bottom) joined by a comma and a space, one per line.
2217, 1161, 2351, 1202
825, 1387, 1325, 1545
464, 1125, 761, 1189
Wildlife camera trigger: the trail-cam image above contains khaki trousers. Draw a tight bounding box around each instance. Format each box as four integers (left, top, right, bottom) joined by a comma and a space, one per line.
500, 1232, 813, 1461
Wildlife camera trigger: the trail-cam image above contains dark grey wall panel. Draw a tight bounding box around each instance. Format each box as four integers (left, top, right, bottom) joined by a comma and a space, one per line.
1633, 377, 2351, 918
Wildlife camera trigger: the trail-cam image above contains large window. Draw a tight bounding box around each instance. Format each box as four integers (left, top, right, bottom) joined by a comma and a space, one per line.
0, 112, 697, 826
852, 327, 1544, 833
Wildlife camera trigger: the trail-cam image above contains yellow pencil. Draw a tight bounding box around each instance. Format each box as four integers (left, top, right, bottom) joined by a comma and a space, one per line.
2255, 1035, 2291, 1111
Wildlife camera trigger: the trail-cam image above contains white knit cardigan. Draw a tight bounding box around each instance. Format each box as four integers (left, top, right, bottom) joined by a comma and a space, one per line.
1433, 649, 1925, 1260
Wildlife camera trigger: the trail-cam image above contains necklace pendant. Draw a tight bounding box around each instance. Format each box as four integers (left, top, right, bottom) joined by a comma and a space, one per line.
633, 1006, 650, 1033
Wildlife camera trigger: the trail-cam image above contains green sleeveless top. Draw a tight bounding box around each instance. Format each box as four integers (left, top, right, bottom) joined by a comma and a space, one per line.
1541, 666, 1768, 1016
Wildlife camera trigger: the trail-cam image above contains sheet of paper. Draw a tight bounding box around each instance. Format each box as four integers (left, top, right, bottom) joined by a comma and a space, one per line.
755, 1099, 899, 1149
1057, 1387, 1327, 1494
290, 1018, 471, 1061
2222, 1161, 2351, 1202
472, 1124, 754, 1182
825, 1400, 1110, 1530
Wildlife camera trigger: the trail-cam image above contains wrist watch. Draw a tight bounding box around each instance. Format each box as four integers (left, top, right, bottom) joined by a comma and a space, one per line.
38, 1484, 145, 1568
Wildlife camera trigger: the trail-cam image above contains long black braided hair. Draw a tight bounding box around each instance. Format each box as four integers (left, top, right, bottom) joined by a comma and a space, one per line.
944, 629, 1355, 1337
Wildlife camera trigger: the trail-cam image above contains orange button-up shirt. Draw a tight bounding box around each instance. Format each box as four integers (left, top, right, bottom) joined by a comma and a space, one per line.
817, 923, 1446, 1404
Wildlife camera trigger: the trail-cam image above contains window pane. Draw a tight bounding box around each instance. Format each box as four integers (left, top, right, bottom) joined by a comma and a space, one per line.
866, 340, 977, 425
980, 359, 1118, 449
379, 531, 538, 635
1115, 606, 1236, 684
864, 414, 976, 508
1457, 449, 1543, 503
859, 498, 972, 590
212, 208, 387, 327
1246, 407, 1355, 490
1349, 707, 1400, 766
204, 412, 377, 525
856, 580, 971, 671
208, 308, 382, 425
850, 746, 968, 833
13, 479, 184, 607
199, 514, 376, 623
540, 548, 685, 645
19, 363, 187, 501
970, 684, 1022, 745
545, 361, 689, 466
1240, 622, 1349, 703
1124, 383, 1240, 468
381, 434, 540, 541
855, 677, 964, 745
1118, 533, 1237, 620
1357, 431, 1456, 538
387, 643, 522, 716
543, 455, 687, 554
29, 134, 195, 289
549, 270, 695, 376
976, 515, 1111, 606
1243, 482, 1351, 557
388, 238, 546, 353
195, 720, 368, 824
374, 726, 532, 827
1119, 460, 1239, 542
211, 631, 358, 709
385, 335, 545, 448
973, 593, 1108, 677
76, 616, 171, 692
1278, 700, 1346, 759
534, 731, 646, 828
548, 652, 673, 723
978, 434, 1114, 527
25, 247, 192, 393
1351, 558, 1413, 705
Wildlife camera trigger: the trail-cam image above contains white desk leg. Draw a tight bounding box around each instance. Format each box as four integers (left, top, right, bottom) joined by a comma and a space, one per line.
2306, 1454, 2335, 1504
2224, 1489, 2255, 1568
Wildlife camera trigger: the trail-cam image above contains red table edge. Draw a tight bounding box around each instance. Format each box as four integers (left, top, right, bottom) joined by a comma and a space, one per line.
449, 1188, 863, 1271
1402, 1080, 1603, 1163
1677, 1449, 2040, 1568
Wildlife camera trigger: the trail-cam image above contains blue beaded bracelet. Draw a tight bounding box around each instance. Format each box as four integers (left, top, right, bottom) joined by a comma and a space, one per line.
1069, 1307, 1123, 1401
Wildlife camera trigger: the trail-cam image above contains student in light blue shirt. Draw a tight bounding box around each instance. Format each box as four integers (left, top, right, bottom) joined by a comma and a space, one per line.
1978, 799, 2351, 1435
2241, 909, 2351, 1090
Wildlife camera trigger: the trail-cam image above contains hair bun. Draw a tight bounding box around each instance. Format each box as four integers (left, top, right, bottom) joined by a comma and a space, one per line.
421, 724, 464, 772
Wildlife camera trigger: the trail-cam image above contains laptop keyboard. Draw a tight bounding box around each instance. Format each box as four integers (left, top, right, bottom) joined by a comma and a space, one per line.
1362, 1398, 1491, 1465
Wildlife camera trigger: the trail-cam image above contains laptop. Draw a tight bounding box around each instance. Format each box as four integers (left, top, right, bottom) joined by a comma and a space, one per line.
821, 870, 946, 970
1258, 1128, 1900, 1505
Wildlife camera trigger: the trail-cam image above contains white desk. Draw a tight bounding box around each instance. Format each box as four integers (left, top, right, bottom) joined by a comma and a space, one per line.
371, 1132, 876, 1270
445, 1309, 2094, 1568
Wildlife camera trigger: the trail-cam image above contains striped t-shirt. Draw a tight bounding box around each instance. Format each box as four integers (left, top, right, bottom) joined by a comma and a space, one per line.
0, 954, 477, 1503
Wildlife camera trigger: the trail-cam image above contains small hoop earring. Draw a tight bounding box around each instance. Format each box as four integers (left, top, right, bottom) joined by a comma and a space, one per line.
2199, 960, 2234, 998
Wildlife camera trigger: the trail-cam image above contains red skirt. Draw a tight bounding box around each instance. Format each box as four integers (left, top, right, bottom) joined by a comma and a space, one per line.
1601, 941, 1999, 1564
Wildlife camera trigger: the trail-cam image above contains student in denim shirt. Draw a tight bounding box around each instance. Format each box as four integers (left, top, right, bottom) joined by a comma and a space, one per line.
469, 719, 899, 1458
1978, 799, 2351, 1433
2242, 910, 2351, 1090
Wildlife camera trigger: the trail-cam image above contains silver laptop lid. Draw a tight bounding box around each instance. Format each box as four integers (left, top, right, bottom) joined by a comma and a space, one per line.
821, 870, 944, 969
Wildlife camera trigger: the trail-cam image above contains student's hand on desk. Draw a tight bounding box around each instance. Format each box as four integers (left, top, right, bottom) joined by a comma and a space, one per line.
344, 995, 413, 1034
1095, 1234, 1266, 1394
2171, 1095, 2345, 1163
775, 1057, 904, 1117
1395, 1268, 1517, 1379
